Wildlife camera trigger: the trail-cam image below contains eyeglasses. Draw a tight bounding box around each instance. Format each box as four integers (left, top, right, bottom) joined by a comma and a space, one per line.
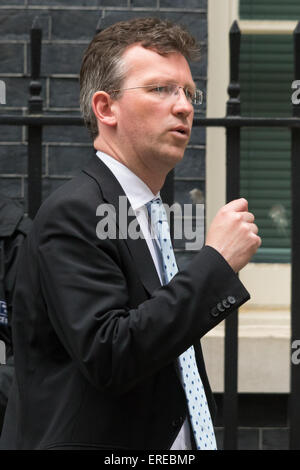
108, 84, 203, 106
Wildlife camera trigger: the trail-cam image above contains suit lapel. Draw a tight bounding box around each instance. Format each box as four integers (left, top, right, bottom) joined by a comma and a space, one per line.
82, 155, 161, 295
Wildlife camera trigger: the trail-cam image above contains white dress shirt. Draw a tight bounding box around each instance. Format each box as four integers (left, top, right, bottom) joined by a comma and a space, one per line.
96, 150, 191, 450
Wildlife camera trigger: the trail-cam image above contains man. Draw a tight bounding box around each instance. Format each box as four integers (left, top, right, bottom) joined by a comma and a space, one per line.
0, 194, 32, 433
0, 17, 260, 450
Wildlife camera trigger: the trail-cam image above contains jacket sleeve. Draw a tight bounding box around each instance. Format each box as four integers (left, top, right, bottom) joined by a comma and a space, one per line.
37, 198, 250, 396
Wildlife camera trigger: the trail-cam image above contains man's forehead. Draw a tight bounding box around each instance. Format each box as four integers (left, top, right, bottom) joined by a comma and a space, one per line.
122, 44, 194, 85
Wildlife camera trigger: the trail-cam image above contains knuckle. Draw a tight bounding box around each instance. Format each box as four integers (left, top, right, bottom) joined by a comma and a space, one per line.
241, 221, 249, 233
235, 212, 242, 222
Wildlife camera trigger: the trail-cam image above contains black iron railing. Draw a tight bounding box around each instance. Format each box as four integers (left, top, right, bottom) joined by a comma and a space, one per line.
1, 18, 300, 450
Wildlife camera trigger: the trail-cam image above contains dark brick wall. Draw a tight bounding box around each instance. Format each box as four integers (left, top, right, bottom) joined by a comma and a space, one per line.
214, 393, 290, 450
215, 427, 289, 450
0, 1, 207, 272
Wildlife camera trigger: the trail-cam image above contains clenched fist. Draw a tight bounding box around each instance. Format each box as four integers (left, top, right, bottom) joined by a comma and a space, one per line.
205, 198, 261, 273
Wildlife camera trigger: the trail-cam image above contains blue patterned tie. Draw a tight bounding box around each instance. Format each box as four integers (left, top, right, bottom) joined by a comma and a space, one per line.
146, 197, 217, 450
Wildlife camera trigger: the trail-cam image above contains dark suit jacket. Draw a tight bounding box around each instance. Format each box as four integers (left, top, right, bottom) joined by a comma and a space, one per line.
0, 155, 250, 450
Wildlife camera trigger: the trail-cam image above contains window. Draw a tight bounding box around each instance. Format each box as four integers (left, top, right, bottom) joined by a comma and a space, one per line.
239, 0, 299, 261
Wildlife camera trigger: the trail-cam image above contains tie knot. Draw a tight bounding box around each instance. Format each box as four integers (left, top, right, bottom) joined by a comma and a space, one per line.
146, 197, 161, 210
146, 197, 167, 224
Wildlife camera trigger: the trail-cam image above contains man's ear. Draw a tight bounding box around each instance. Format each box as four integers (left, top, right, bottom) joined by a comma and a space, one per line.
92, 91, 117, 127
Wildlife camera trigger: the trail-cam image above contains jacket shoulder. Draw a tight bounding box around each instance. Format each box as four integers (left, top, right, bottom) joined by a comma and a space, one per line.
38, 171, 104, 219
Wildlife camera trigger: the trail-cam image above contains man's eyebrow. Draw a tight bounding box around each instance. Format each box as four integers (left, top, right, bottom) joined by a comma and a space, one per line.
143, 78, 197, 90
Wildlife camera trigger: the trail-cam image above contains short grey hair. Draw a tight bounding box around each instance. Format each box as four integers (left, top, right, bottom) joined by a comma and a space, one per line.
80, 17, 200, 141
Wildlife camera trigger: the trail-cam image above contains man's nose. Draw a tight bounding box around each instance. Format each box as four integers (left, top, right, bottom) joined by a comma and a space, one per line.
172, 88, 194, 116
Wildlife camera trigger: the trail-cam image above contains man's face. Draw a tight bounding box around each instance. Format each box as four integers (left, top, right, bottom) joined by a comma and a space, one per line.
112, 44, 195, 175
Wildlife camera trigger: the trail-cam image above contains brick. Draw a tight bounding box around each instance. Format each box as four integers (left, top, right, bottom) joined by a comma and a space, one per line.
214, 428, 260, 450
41, 43, 87, 75
0, 177, 22, 198
43, 124, 90, 144
0, 44, 24, 74
262, 428, 289, 450
238, 428, 259, 450
49, 77, 80, 108
0, 123, 22, 142
0, 144, 27, 174
48, 144, 94, 176
98, 0, 127, 6
0, 141, 46, 174
175, 146, 205, 178
131, 0, 157, 7
0, 77, 46, 108
158, 12, 207, 43
160, 0, 206, 8
51, 10, 100, 40
0, 10, 49, 40
28, 0, 99, 5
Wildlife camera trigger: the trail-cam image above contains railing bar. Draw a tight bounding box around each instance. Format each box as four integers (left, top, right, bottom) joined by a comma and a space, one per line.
289, 20, 300, 451
3, 115, 300, 127
27, 16, 43, 219
223, 20, 241, 451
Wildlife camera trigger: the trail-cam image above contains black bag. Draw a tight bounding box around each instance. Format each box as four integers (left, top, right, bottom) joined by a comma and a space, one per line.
0, 195, 32, 433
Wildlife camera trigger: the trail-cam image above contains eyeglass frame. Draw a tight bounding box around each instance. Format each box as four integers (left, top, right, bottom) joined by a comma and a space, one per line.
107, 83, 204, 106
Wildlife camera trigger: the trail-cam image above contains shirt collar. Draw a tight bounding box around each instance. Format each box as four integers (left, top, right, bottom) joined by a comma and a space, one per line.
96, 150, 159, 211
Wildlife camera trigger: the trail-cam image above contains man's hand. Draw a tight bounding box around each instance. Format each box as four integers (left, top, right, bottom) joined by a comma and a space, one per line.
205, 198, 261, 273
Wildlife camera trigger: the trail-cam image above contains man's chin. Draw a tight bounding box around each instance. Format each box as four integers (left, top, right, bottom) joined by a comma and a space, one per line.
151, 146, 186, 172
166, 149, 185, 165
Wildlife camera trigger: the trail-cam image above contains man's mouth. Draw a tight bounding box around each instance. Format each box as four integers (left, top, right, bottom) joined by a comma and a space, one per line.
170, 126, 190, 138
